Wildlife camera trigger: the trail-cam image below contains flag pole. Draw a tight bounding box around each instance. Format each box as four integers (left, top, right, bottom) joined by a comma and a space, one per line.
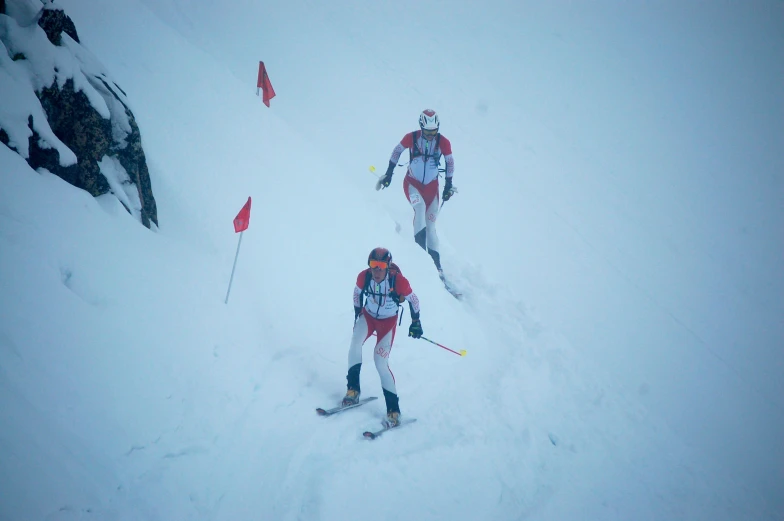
225, 231, 244, 304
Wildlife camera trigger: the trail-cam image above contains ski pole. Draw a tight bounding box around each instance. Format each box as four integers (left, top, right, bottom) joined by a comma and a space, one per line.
370, 165, 391, 191
420, 336, 466, 356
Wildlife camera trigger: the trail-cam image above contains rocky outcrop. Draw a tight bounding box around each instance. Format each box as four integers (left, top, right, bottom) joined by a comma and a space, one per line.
34, 76, 158, 228
37, 3, 78, 45
35, 80, 112, 193
0, 2, 158, 228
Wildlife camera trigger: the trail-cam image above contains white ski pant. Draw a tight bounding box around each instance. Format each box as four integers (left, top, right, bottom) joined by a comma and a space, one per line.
405, 178, 440, 254
348, 312, 397, 395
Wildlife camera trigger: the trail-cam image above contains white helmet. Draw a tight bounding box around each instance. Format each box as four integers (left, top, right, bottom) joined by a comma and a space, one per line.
419, 109, 440, 131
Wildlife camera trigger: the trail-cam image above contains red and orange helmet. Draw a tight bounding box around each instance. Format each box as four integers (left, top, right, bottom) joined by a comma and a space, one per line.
368, 247, 392, 269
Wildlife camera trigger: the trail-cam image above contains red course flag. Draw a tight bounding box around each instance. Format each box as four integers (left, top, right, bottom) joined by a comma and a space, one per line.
233, 197, 252, 233
256, 61, 276, 107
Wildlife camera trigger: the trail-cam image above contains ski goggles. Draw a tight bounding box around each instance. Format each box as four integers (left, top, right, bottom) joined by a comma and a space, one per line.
422, 128, 438, 138
368, 260, 389, 270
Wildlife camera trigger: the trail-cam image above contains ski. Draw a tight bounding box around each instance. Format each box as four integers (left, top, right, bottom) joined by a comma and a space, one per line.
444, 283, 463, 300
316, 397, 377, 417
363, 418, 417, 440
439, 275, 463, 300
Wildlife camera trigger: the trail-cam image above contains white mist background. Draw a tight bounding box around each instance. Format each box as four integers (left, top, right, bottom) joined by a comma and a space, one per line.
1, 0, 782, 519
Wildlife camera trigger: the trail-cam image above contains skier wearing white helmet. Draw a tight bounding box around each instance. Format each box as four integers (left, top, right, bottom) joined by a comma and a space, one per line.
378, 109, 456, 281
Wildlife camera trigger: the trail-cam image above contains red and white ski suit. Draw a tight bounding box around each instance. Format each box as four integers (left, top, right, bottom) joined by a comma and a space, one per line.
348, 269, 420, 398
389, 131, 454, 267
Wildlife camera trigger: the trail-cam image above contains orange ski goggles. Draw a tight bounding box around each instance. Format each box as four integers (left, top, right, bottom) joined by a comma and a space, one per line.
368, 260, 389, 270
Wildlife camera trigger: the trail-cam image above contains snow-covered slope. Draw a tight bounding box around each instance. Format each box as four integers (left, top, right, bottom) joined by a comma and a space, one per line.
1, 1, 781, 519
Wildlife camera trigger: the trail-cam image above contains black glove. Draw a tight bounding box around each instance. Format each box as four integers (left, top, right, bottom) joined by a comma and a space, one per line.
379, 161, 396, 189
354, 306, 362, 321
442, 177, 455, 201
379, 173, 393, 189
408, 319, 423, 339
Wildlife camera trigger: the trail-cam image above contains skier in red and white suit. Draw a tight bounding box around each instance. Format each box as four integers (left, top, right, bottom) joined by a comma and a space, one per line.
342, 247, 422, 427
378, 109, 456, 279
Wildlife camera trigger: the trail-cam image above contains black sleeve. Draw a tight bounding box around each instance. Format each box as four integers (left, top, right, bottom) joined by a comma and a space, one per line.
409, 302, 419, 321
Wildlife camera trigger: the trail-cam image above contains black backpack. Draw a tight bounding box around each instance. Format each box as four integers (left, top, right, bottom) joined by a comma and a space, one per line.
409, 130, 444, 174
359, 263, 416, 325
360, 262, 403, 308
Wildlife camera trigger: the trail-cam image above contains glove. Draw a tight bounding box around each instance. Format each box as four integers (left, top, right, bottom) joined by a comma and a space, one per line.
379, 173, 393, 188
408, 319, 423, 339
442, 177, 455, 201
376, 161, 396, 191
354, 306, 362, 322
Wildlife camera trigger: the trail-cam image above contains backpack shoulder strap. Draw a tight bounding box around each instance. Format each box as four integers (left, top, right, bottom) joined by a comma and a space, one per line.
388, 263, 403, 304
359, 268, 371, 309
362, 269, 371, 293
410, 131, 421, 159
